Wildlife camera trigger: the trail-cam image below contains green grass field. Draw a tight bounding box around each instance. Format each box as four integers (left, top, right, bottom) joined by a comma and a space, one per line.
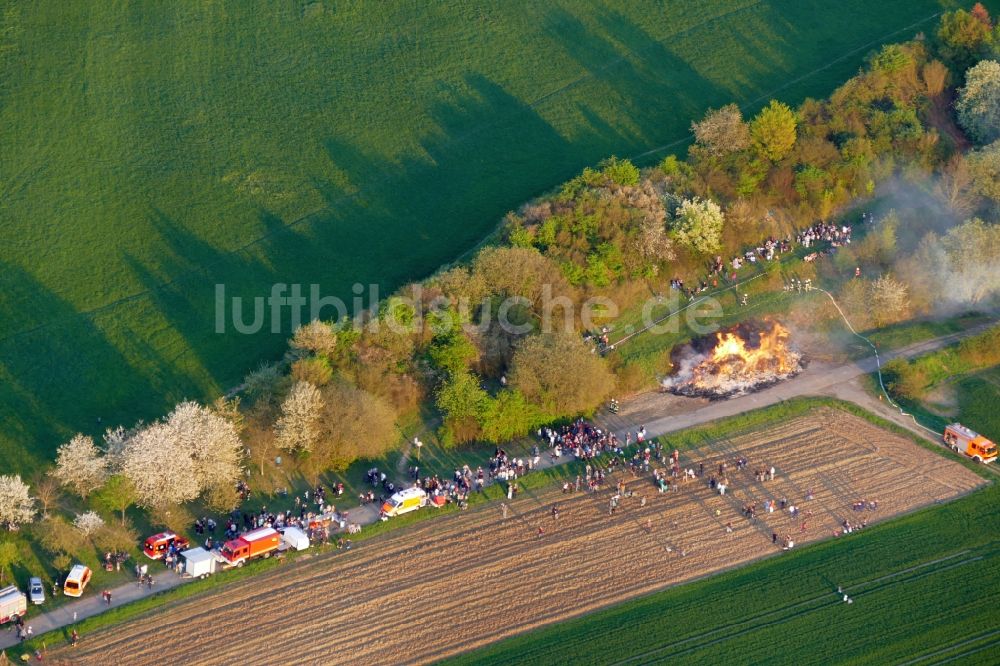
885, 362, 1000, 440
442, 407, 1000, 666
946, 368, 1000, 437
0, 0, 981, 473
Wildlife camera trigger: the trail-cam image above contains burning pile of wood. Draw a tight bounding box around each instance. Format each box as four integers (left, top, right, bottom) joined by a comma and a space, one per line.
662, 320, 804, 399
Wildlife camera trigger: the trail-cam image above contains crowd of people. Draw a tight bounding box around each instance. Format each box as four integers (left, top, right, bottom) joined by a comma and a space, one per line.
666, 215, 861, 301
160, 414, 883, 571
26, 410, 891, 658
538, 421, 630, 461
840, 498, 879, 535
173, 483, 358, 562
795, 220, 855, 249
399, 446, 545, 508
527, 419, 883, 555
100, 550, 129, 573
133, 563, 155, 589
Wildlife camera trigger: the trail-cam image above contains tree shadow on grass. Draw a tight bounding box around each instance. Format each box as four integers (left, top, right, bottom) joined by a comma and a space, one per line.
0, 261, 171, 473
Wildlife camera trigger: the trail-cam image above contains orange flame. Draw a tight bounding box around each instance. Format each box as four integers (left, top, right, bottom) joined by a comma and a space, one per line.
708, 321, 797, 375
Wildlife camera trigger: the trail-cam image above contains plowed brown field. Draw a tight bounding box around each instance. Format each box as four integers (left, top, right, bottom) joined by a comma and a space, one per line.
51, 409, 984, 665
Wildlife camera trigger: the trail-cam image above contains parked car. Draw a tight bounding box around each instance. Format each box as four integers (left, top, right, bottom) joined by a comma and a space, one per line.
28, 577, 44, 605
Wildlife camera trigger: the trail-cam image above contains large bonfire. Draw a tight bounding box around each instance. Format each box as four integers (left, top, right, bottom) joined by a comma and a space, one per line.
662, 320, 804, 399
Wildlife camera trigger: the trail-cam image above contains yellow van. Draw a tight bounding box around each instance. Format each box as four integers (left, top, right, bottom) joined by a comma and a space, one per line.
380, 488, 427, 520
63, 564, 92, 598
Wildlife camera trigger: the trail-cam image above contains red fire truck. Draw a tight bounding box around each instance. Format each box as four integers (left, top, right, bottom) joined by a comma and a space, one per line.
0, 586, 27, 624
943, 423, 997, 463
217, 527, 281, 568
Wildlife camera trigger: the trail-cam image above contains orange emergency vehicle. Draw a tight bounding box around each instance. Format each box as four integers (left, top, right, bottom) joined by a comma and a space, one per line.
943, 423, 997, 463
143, 531, 191, 560
217, 527, 281, 568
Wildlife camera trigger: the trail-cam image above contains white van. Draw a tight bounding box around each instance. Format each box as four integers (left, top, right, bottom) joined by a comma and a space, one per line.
380, 487, 428, 520
63, 564, 92, 598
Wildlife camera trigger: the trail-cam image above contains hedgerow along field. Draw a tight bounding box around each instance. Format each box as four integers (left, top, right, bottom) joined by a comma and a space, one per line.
0, 0, 981, 473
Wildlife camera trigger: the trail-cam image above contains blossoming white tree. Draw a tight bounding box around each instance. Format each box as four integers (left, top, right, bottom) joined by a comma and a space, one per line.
53, 434, 108, 498
102, 425, 131, 461
118, 421, 200, 508
166, 401, 244, 499
0, 475, 36, 531
115, 401, 244, 509
691, 103, 751, 156
957, 59, 1000, 144
672, 197, 725, 254
868, 275, 911, 327
73, 510, 105, 536
275, 381, 324, 453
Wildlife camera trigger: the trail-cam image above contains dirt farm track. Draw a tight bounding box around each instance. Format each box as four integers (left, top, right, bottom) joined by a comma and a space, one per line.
52, 409, 984, 665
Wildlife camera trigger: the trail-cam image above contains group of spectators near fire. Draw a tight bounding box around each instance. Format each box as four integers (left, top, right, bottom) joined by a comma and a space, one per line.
668, 215, 861, 300
531, 419, 880, 551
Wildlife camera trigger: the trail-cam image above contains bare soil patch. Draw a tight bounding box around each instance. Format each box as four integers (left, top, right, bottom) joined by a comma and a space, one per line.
51, 409, 984, 665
